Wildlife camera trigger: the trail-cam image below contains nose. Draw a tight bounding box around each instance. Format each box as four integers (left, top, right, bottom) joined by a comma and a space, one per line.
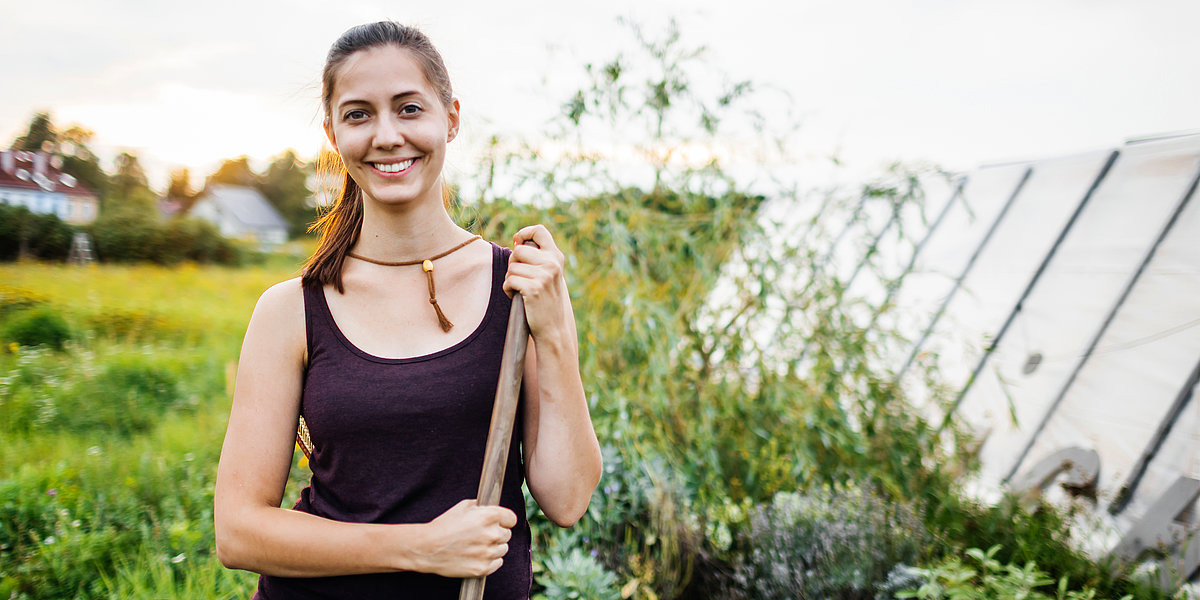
373, 113, 406, 148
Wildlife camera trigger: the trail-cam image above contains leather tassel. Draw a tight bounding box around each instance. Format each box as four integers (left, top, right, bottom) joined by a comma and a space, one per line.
423, 260, 454, 332
346, 235, 481, 333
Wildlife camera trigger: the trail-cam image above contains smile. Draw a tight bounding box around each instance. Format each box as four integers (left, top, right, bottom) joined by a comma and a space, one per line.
370, 158, 417, 174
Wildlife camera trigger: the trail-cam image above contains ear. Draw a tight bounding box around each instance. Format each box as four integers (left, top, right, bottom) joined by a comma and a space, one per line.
323, 117, 338, 151
446, 97, 461, 143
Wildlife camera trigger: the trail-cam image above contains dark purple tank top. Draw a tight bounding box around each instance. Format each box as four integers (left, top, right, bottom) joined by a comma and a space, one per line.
255, 242, 531, 599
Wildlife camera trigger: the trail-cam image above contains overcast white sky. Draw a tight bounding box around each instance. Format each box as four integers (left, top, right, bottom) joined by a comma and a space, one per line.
2, 0, 1198, 190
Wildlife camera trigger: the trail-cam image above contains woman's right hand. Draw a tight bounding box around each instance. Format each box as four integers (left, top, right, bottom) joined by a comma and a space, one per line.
420, 499, 517, 578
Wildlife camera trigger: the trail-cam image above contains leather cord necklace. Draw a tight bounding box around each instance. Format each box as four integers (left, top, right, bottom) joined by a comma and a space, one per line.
347, 234, 482, 332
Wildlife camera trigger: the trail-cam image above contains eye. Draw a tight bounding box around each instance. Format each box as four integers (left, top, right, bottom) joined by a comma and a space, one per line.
400, 103, 422, 116
343, 109, 369, 122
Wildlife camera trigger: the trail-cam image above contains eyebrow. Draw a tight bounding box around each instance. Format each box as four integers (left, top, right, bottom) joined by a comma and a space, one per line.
337, 91, 424, 111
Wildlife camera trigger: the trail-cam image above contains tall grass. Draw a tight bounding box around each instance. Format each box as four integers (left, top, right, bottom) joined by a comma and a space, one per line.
0, 261, 300, 599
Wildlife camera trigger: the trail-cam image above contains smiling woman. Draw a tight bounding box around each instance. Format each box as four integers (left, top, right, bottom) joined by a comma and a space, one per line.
323, 44, 459, 211
212, 21, 602, 600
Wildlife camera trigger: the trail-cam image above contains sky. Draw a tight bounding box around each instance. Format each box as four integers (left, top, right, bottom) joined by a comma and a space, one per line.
2, 0, 1198, 191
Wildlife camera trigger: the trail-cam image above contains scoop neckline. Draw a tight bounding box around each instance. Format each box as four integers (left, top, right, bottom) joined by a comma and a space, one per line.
317, 241, 501, 364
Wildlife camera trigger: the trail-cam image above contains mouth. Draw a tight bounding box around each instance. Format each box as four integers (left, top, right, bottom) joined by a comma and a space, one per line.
369, 157, 418, 174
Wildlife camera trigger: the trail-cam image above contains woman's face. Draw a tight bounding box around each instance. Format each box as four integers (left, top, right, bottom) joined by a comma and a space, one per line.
324, 45, 459, 209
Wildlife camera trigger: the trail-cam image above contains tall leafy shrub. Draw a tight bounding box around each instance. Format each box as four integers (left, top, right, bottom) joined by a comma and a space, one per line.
458, 19, 957, 599
0, 204, 74, 261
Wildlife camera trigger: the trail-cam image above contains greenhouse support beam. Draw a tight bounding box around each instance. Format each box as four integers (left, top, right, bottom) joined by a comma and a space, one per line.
939, 150, 1120, 431
1004, 159, 1200, 482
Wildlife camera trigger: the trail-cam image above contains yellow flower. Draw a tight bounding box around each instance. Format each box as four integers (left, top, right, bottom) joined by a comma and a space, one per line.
7, 342, 17, 354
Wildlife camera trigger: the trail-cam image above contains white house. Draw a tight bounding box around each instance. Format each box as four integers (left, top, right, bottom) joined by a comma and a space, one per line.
190, 184, 289, 247
0, 149, 99, 225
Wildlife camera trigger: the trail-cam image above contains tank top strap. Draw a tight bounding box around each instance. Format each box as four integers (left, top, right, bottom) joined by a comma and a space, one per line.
301, 280, 332, 361
489, 242, 513, 320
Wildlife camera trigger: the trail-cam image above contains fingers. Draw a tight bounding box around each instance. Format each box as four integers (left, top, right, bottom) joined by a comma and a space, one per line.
471, 504, 518, 529
425, 500, 518, 578
512, 224, 554, 251
467, 503, 517, 530
494, 506, 518, 529
512, 225, 565, 264
504, 225, 566, 301
485, 557, 504, 576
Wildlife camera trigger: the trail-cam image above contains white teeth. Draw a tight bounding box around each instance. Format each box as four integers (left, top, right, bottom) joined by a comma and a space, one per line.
373, 158, 415, 173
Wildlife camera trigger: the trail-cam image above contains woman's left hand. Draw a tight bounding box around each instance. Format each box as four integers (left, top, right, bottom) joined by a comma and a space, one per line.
506, 224, 600, 527
503, 224, 574, 342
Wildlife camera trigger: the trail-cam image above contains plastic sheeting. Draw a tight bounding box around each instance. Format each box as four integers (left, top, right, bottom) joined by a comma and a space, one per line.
913, 150, 1117, 427
1014, 144, 1200, 523
871, 164, 1028, 399
953, 135, 1200, 486
752, 132, 1200, 588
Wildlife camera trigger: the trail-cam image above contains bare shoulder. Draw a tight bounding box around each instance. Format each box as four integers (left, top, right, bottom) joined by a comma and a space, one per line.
245, 277, 306, 355
256, 277, 305, 312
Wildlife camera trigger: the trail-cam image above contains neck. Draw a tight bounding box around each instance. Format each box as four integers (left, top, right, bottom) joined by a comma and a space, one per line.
354, 192, 468, 260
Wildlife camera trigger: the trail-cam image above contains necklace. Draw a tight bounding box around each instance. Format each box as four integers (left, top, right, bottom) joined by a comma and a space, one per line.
348, 234, 482, 332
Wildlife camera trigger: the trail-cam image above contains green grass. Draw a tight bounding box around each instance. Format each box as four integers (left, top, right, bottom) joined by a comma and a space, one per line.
0, 261, 302, 345
0, 260, 299, 599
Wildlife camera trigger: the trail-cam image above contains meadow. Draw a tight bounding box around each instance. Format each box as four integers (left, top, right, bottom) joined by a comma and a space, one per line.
0, 187, 1183, 599
0, 260, 305, 598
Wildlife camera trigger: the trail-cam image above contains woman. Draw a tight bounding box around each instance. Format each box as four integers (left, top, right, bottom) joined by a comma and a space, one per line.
214, 21, 602, 599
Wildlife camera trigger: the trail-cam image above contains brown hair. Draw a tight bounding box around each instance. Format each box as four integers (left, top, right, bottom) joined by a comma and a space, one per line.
302, 21, 456, 292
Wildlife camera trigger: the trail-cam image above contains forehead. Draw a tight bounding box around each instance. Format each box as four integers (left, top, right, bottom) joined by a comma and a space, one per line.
330, 45, 435, 105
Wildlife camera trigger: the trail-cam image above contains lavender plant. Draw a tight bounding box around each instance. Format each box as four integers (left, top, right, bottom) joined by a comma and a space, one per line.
728, 484, 929, 600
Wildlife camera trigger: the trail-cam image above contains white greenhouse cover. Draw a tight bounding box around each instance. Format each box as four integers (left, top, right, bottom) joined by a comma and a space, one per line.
771, 132, 1200, 589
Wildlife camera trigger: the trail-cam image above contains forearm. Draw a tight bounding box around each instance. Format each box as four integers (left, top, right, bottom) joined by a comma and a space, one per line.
525, 330, 602, 525
216, 503, 430, 578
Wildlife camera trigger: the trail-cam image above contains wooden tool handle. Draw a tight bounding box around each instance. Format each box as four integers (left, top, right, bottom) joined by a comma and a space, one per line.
459, 240, 536, 600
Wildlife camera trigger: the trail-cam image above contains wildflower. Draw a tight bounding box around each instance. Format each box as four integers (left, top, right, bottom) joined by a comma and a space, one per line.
44, 536, 56, 545
46, 488, 57, 496
7, 342, 17, 354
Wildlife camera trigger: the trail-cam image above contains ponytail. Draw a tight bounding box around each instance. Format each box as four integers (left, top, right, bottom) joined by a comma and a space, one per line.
302, 169, 363, 293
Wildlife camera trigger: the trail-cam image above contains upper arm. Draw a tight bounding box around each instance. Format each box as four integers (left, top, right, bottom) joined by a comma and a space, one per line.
216, 279, 308, 519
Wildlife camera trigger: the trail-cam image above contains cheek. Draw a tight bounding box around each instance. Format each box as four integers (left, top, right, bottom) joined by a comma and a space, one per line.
332, 128, 367, 157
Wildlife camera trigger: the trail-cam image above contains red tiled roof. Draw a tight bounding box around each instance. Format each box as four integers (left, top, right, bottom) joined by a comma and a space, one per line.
0, 150, 97, 198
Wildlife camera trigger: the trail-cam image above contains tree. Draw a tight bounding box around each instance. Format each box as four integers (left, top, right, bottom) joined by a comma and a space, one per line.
11, 113, 109, 205
485, 18, 769, 203
257, 150, 314, 238
167, 168, 192, 199
208, 156, 258, 187
107, 152, 158, 217
166, 167, 199, 212
57, 125, 108, 199
12, 111, 58, 151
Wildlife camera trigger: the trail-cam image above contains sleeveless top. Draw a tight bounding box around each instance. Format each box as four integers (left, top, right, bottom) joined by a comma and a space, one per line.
255, 242, 532, 599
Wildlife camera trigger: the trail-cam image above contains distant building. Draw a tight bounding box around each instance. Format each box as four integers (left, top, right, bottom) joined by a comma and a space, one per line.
190, 184, 288, 247
0, 149, 99, 225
